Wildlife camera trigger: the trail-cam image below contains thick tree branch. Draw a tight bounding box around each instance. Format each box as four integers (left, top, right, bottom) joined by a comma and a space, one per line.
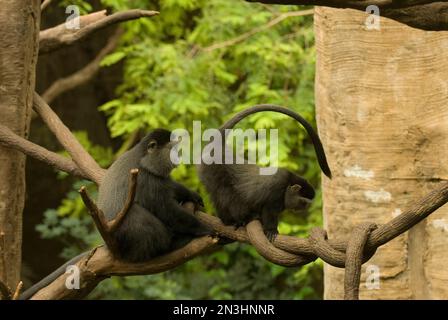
42, 28, 123, 104
39, 9, 159, 54
246, 221, 316, 266
247, 0, 448, 31
0, 124, 86, 179
33, 93, 105, 184
30, 237, 219, 300
344, 223, 377, 300
196, 182, 448, 268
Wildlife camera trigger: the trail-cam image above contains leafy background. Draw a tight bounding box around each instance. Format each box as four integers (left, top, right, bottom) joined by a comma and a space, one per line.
37, 0, 323, 299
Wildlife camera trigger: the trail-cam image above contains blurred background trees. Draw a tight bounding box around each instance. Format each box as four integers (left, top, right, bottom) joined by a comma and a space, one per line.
25, 0, 323, 299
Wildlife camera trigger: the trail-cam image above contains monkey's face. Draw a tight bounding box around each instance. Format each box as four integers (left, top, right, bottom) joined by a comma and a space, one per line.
284, 184, 313, 211
139, 130, 178, 177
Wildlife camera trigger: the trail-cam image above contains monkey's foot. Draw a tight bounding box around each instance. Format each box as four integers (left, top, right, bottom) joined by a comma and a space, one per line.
264, 230, 278, 242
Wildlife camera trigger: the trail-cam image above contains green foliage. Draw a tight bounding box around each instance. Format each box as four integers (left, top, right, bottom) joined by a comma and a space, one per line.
37, 0, 323, 299
59, 0, 93, 14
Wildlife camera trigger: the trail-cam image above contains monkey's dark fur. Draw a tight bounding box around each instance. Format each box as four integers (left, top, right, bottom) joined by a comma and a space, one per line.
20, 129, 208, 299
98, 129, 209, 262
198, 104, 332, 240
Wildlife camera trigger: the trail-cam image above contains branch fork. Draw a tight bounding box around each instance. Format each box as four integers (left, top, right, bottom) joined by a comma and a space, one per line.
79, 168, 139, 257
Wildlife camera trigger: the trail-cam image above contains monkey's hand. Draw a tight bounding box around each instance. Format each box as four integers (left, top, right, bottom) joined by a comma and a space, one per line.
188, 191, 205, 211
194, 224, 213, 237
264, 229, 279, 242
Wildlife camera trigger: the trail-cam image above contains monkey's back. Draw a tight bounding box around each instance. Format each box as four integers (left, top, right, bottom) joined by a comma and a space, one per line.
98, 148, 139, 221
97, 147, 172, 262
198, 162, 288, 224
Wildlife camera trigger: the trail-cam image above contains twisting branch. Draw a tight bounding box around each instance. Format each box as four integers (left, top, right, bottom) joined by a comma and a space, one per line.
195, 183, 448, 269
79, 169, 139, 256
33, 93, 105, 184
42, 28, 124, 104
246, 221, 315, 267
344, 223, 377, 300
39, 9, 159, 54
0, 124, 87, 179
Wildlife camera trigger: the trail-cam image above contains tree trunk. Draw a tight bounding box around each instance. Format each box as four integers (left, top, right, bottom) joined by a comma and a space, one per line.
315, 7, 448, 299
0, 1, 40, 289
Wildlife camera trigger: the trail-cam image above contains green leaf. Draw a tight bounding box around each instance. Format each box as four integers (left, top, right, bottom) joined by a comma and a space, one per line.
100, 52, 126, 67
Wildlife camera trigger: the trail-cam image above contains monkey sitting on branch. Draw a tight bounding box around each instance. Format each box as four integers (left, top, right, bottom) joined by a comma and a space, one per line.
197, 104, 332, 241
20, 129, 210, 299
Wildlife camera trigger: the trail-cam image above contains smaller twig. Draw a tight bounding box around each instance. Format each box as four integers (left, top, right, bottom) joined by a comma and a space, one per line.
33, 93, 105, 184
108, 169, 139, 233
201, 9, 314, 53
12, 281, 23, 300
79, 187, 113, 250
39, 9, 159, 54
308, 227, 346, 266
79, 169, 139, 256
41, 0, 52, 10
344, 223, 377, 300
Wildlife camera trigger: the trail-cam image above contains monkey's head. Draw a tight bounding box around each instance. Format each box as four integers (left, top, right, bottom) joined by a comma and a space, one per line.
284, 174, 315, 211
138, 129, 178, 177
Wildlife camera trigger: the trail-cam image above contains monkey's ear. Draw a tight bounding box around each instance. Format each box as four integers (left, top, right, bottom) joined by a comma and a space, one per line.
289, 184, 302, 193
148, 140, 157, 149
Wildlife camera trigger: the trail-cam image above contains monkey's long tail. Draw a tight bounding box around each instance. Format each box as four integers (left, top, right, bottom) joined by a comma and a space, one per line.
219, 104, 332, 178
19, 251, 88, 300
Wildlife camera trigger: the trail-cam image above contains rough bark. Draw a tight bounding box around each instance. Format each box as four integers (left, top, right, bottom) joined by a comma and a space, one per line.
39, 10, 158, 55
314, 8, 448, 299
0, 1, 40, 290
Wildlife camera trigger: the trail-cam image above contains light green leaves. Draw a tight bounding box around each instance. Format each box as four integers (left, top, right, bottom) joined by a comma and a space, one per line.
100, 52, 126, 67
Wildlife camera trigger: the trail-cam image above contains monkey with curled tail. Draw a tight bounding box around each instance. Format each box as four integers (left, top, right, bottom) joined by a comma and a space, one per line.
197, 104, 332, 241
20, 129, 209, 299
